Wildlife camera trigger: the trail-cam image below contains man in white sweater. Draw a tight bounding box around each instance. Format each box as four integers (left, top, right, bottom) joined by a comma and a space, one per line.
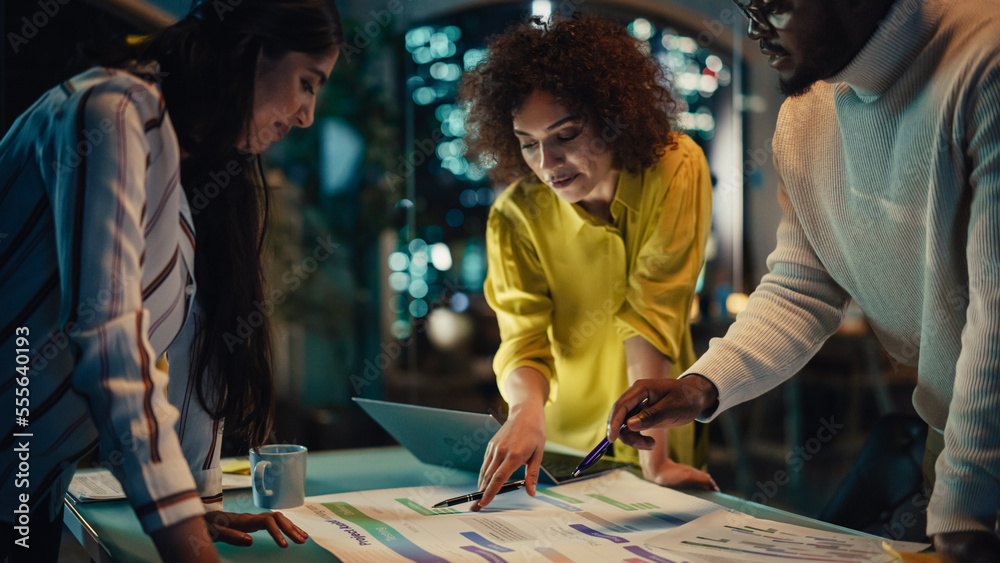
608, 0, 1000, 560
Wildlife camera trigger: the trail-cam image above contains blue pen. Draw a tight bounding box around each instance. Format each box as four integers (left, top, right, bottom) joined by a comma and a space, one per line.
571, 398, 649, 477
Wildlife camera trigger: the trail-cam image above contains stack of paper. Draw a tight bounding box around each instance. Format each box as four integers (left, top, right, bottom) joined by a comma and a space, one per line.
67, 460, 252, 503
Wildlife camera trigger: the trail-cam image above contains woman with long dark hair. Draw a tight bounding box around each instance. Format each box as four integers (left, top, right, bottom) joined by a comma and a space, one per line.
0, 1, 342, 560
459, 14, 717, 509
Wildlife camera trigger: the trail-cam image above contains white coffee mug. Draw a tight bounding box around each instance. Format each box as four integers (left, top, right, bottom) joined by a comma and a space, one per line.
250, 444, 308, 509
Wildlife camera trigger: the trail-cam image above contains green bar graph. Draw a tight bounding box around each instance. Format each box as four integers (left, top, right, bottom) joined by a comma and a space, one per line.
395, 498, 459, 516
538, 488, 584, 504
395, 498, 435, 516
629, 502, 658, 509
586, 494, 636, 510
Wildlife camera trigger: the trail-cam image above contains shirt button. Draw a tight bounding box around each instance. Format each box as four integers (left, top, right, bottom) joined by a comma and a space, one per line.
185, 285, 196, 295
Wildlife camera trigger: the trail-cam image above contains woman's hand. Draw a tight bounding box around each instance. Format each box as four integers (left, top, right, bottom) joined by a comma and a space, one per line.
203, 511, 309, 548
648, 458, 719, 491
473, 401, 546, 511
150, 515, 220, 562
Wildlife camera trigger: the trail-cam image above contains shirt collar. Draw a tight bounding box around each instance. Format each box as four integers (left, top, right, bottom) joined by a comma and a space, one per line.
825, 0, 942, 101
611, 167, 642, 217
564, 167, 640, 238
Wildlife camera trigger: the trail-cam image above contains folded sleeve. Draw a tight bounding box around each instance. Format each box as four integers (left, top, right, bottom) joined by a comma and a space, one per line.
59, 79, 203, 533
614, 144, 712, 362
928, 64, 1000, 536
483, 205, 557, 402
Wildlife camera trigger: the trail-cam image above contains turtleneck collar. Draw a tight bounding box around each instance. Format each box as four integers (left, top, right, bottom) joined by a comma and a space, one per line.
825, 0, 944, 101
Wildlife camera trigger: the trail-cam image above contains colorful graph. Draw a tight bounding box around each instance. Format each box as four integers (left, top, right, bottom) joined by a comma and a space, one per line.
537, 488, 584, 504
649, 512, 689, 527
648, 511, 910, 563
322, 501, 449, 563
533, 494, 581, 512
579, 511, 640, 534
460, 532, 513, 552
586, 493, 637, 510
569, 524, 629, 543
395, 498, 459, 515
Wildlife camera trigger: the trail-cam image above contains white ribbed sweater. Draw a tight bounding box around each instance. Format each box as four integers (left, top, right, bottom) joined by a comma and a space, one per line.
688, 0, 1000, 535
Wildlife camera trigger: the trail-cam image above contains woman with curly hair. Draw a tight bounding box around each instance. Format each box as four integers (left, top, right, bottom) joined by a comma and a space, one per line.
459, 14, 717, 509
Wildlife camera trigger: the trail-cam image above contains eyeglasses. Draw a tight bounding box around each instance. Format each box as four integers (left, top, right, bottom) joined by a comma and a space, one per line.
731, 0, 790, 33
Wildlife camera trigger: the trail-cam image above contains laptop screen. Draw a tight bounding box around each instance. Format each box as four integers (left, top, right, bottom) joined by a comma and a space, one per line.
353, 398, 635, 484
354, 397, 501, 473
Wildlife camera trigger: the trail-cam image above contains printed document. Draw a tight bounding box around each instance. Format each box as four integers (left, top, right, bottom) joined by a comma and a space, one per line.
277, 470, 924, 562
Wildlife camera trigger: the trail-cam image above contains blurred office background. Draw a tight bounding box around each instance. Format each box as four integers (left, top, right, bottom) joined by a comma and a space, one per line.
2, 0, 927, 546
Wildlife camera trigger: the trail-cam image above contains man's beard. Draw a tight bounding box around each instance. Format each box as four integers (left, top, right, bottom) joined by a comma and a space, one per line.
779, 10, 855, 98
779, 67, 823, 97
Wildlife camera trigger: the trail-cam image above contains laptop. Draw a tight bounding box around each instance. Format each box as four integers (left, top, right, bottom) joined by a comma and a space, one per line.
353, 397, 634, 484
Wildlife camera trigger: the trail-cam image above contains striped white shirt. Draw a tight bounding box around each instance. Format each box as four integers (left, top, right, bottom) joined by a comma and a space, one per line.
688, 0, 1000, 535
0, 66, 222, 533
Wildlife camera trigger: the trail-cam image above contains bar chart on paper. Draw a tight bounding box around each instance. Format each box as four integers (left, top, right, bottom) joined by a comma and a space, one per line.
277, 470, 724, 563
396, 498, 461, 516
646, 510, 930, 563
585, 493, 660, 511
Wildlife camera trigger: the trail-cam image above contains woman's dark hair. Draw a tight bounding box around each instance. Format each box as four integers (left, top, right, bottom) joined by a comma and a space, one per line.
134, 0, 343, 448
459, 14, 679, 185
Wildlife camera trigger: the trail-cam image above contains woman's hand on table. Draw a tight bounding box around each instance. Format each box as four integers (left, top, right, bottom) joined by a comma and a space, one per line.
648, 458, 718, 491
473, 401, 546, 512
203, 511, 309, 547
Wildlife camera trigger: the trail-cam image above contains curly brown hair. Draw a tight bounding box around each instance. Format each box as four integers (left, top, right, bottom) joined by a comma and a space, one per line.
459, 14, 679, 185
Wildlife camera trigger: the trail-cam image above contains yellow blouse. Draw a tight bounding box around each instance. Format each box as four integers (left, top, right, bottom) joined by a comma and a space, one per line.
484, 134, 712, 465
